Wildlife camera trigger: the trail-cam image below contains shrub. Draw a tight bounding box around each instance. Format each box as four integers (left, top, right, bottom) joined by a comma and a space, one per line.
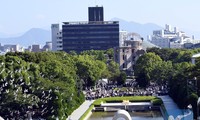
151, 98, 163, 106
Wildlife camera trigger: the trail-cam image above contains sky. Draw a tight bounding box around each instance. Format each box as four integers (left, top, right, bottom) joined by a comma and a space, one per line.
0, 0, 200, 35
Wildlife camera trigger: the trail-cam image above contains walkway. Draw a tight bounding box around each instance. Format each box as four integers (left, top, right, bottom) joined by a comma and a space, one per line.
67, 100, 94, 120
159, 95, 184, 119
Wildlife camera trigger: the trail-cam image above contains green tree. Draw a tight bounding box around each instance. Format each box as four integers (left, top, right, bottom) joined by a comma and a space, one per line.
116, 71, 127, 85
105, 48, 114, 60
134, 53, 162, 87
151, 61, 173, 84
1, 52, 85, 119
106, 60, 120, 83
75, 55, 106, 87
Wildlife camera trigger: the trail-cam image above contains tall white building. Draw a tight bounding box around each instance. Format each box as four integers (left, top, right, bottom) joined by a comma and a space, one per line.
148, 24, 193, 48
3, 44, 23, 52
119, 30, 128, 47
51, 24, 62, 51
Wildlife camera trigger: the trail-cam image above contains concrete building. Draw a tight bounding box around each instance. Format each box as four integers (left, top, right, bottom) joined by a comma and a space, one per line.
31, 45, 40, 52
148, 24, 195, 48
114, 33, 145, 75
42, 42, 52, 51
119, 30, 128, 47
3, 44, 23, 52
51, 6, 119, 53
51, 24, 62, 51
184, 39, 200, 49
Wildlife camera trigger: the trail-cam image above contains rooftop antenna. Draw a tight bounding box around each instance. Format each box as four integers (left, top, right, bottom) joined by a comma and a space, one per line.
95, 0, 100, 6
95, 0, 98, 7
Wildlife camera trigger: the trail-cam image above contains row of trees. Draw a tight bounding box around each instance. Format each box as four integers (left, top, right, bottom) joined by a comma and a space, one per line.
134, 48, 200, 118
0, 49, 124, 119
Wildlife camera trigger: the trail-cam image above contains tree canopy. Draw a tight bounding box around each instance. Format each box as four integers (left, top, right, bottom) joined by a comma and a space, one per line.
138, 47, 200, 118
0, 50, 122, 119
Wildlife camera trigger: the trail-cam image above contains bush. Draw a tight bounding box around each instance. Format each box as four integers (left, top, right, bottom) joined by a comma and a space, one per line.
151, 98, 163, 106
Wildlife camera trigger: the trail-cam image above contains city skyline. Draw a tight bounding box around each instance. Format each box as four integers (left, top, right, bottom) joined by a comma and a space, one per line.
0, 0, 200, 35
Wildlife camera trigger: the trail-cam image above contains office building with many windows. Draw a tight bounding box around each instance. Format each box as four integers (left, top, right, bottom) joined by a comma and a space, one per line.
51, 6, 120, 53
62, 21, 119, 52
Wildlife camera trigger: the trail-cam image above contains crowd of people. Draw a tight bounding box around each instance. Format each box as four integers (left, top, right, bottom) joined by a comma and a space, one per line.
85, 80, 168, 100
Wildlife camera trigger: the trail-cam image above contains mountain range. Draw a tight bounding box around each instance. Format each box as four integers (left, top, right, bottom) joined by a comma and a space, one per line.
0, 18, 199, 47
0, 28, 51, 47
111, 18, 163, 39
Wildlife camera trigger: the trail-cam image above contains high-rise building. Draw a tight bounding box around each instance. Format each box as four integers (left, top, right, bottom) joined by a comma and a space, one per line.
51, 24, 62, 51
51, 6, 120, 53
88, 6, 104, 22
62, 21, 119, 53
119, 31, 128, 47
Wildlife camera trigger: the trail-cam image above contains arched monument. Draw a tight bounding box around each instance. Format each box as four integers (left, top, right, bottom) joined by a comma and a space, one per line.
0, 116, 4, 120
168, 115, 175, 120
112, 110, 132, 120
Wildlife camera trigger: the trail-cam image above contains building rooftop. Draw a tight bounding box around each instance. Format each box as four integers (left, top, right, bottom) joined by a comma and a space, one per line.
63, 21, 119, 25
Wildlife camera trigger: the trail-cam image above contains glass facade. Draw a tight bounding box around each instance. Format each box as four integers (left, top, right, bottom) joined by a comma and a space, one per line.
62, 21, 119, 53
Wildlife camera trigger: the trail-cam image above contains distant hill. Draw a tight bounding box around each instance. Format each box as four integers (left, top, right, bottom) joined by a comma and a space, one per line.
0, 28, 50, 47
111, 18, 163, 39
0, 18, 199, 48
112, 18, 200, 39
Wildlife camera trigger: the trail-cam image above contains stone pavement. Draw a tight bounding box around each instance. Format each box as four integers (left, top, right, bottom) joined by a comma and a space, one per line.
67, 100, 94, 120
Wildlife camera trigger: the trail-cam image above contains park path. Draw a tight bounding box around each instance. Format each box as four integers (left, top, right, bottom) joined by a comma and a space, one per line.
159, 95, 184, 119
67, 100, 94, 120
